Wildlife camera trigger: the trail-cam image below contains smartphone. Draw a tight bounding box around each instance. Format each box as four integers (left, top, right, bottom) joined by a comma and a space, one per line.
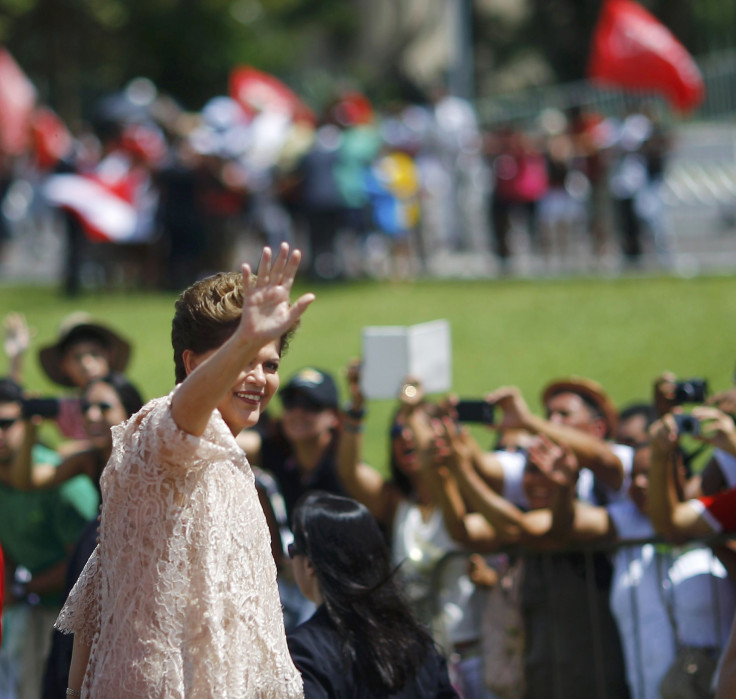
21, 397, 61, 419
455, 400, 495, 424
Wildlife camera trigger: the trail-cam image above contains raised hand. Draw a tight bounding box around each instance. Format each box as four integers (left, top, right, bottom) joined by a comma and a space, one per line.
692, 405, 736, 456
527, 434, 578, 490
3, 312, 31, 360
344, 358, 364, 410
708, 387, 736, 417
484, 386, 531, 430
398, 376, 424, 413
238, 244, 314, 347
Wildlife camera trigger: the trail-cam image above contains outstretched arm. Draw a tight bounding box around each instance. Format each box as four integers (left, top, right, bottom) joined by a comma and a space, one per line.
336, 359, 400, 526
487, 386, 624, 490
171, 244, 314, 437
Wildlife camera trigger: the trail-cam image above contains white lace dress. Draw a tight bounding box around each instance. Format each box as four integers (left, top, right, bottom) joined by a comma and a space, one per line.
56, 389, 303, 698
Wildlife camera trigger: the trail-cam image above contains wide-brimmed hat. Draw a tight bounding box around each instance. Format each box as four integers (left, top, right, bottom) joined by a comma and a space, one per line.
39, 312, 132, 387
541, 376, 618, 439
280, 368, 338, 410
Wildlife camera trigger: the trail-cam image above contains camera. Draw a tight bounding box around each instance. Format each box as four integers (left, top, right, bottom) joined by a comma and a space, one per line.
673, 379, 708, 405
674, 413, 700, 436
21, 397, 61, 419
455, 400, 495, 425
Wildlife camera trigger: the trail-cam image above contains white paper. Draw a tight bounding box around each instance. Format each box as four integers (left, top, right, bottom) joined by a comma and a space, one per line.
361, 319, 452, 399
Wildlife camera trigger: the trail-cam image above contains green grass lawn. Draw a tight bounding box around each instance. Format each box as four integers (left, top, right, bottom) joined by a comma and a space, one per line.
3, 273, 735, 471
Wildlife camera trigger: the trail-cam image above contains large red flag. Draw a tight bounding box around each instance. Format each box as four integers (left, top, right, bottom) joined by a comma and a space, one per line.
0, 47, 36, 154
587, 0, 704, 112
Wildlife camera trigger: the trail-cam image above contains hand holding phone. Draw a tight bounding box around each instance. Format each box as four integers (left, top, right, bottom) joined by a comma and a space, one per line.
455, 400, 495, 425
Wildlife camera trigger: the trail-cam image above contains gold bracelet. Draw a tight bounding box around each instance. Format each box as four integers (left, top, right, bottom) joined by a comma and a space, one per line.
66, 690, 81, 697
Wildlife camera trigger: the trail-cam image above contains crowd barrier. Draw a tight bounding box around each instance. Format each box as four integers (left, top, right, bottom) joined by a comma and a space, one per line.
427, 534, 735, 699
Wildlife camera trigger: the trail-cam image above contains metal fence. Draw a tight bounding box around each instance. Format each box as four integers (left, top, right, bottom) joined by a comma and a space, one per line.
475, 50, 736, 129
428, 535, 735, 699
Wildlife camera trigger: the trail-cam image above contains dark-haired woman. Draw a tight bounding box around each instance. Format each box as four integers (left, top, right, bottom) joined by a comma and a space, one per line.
17, 372, 143, 495
337, 363, 499, 698
287, 491, 458, 698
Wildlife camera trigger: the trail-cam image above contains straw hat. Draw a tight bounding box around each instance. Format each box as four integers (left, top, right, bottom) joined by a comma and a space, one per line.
39, 312, 131, 387
541, 376, 618, 439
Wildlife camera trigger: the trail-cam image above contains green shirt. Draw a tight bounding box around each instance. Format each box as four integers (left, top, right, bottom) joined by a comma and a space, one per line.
0, 444, 100, 605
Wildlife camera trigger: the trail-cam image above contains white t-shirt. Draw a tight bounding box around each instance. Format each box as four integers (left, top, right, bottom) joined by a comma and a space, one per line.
607, 500, 735, 699
392, 499, 484, 649
715, 449, 736, 488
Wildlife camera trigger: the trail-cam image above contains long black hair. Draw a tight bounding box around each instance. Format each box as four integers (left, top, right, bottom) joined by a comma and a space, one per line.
291, 491, 435, 693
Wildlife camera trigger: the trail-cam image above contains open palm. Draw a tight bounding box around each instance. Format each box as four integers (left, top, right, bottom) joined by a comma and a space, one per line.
238, 244, 314, 345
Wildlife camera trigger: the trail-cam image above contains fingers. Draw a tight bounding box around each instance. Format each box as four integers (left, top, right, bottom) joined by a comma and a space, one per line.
280, 247, 302, 290
288, 293, 316, 323
255, 247, 273, 287
269, 242, 290, 283
241, 263, 253, 290
249, 244, 306, 294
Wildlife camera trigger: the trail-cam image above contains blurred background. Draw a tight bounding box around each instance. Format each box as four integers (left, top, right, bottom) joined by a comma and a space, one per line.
1, 0, 736, 291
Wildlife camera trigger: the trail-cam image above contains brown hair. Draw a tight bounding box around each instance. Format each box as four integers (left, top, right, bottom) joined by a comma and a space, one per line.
171, 271, 297, 384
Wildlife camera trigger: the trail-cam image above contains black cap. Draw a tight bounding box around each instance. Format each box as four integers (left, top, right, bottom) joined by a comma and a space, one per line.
0, 378, 23, 403
280, 368, 338, 410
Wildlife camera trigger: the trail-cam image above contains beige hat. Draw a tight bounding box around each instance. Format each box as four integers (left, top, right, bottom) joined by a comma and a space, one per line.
39, 312, 131, 387
541, 376, 618, 439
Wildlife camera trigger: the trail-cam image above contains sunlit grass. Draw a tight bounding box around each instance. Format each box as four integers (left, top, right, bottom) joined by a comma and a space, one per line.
3, 273, 735, 471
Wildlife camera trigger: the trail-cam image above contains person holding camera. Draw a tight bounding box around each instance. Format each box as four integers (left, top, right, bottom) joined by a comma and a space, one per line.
337, 362, 497, 699
655, 372, 736, 504
649, 407, 736, 541
437, 408, 630, 699
0, 378, 100, 699
547, 437, 735, 699
479, 378, 630, 509
3, 311, 134, 443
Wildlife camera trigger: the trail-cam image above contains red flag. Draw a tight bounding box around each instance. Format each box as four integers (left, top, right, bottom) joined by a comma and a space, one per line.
229, 66, 315, 125
44, 153, 156, 243
30, 106, 73, 170
588, 0, 704, 112
0, 47, 36, 154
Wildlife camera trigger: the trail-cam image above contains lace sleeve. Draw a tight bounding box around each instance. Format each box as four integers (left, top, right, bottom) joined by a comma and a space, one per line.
116, 391, 239, 478
55, 544, 101, 645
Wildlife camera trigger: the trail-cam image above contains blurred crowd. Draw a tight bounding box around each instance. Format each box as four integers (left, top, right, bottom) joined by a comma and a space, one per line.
0, 75, 675, 294
2, 309, 736, 698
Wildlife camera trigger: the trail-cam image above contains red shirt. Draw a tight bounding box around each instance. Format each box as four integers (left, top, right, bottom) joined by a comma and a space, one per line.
697, 488, 736, 532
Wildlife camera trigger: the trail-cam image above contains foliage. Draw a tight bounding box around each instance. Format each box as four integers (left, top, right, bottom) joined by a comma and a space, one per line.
3, 273, 735, 472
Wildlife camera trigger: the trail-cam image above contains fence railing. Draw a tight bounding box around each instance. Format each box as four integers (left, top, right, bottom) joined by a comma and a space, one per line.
427, 534, 735, 699
475, 50, 736, 129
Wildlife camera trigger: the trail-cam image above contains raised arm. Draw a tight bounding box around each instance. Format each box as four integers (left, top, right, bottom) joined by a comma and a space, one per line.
411, 412, 500, 550
3, 312, 31, 385
648, 415, 715, 542
171, 244, 314, 437
487, 386, 624, 490
336, 359, 399, 526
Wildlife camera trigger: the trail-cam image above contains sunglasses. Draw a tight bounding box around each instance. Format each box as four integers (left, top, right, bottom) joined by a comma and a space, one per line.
81, 400, 114, 414
287, 542, 303, 559
282, 394, 324, 413
0, 417, 19, 430
390, 423, 405, 440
